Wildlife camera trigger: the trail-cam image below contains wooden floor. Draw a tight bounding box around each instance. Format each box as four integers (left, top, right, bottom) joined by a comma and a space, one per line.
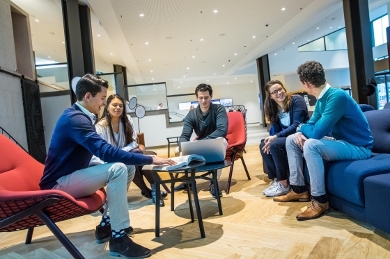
1, 144, 390, 259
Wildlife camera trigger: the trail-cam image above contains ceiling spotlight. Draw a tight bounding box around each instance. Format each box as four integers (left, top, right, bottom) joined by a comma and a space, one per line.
251, 81, 253, 82
213, 10, 218, 13
48, 56, 51, 58
35, 19, 39, 22
214, 73, 216, 75
234, 53, 237, 55
200, 38, 204, 41
97, 34, 100, 37
110, 53, 113, 55
207, 80, 209, 81
139, 14, 144, 17
292, 42, 295, 44
281, 7, 286, 11
222, 65, 225, 67
180, 82, 182, 83
252, 36, 256, 39
148, 59, 151, 61
183, 75, 186, 77
227, 82, 229, 84
330, 27, 332, 29
62, 42, 65, 44
192, 56, 195, 58
317, 27, 319, 29
145, 42, 149, 45
152, 78, 154, 80
235, 77, 237, 79
187, 67, 190, 69
150, 70, 153, 72
178, 86, 181, 88
339, 26, 341, 28
274, 53, 277, 55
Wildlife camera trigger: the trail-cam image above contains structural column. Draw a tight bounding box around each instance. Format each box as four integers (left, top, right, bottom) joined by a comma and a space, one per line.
256, 55, 270, 127
343, 0, 377, 108
62, 0, 95, 103
113, 64, 127, 98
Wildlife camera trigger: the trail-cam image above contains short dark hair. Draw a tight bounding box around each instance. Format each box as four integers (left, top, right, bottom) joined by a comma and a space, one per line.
297, 61, 326, 87
195, 83, 213, 97
75, 74, 109, 101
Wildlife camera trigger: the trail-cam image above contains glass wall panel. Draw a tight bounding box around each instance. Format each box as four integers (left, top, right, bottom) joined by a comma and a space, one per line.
373, 15, 389, 47
125, 82, 167, 111
167, 94, 196, 123
298, 38, 325, 52
325, 28, 347, 50
36, 63, 69, 92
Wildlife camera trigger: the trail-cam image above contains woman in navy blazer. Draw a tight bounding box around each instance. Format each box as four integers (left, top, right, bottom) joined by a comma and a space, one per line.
260, 80, 309, 197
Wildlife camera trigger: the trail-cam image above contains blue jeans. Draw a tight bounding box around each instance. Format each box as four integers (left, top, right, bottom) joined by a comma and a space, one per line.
286, 134, 371, 196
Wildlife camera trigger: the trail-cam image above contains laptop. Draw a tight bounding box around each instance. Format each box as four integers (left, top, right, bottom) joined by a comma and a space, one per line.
181, 138, 226, 164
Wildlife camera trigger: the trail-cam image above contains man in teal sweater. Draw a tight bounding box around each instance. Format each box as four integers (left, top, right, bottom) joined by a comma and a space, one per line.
274, 61, 373, 221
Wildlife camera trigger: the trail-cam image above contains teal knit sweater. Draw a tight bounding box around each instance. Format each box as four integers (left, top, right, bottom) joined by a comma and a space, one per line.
300, 87, 373, 149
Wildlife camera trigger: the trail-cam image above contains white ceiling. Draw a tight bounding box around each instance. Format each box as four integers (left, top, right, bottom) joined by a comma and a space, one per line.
9, 0, 390, 89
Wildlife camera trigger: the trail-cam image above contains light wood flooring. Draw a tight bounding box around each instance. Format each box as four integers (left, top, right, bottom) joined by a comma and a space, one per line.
1, 137, 390, 258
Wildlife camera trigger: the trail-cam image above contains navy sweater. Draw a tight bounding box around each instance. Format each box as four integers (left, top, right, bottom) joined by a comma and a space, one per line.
271, 95, 309, 137
40, 104, 153, 190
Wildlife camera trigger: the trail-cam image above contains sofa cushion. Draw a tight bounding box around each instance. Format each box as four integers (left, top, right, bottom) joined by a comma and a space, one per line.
364, 109, 390, 154
326, 153, 390, 207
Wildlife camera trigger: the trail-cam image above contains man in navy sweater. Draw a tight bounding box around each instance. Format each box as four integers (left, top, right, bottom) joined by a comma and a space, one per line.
40, 74, 175, 258
175, 83, 228, 198
274, 61, 373, 221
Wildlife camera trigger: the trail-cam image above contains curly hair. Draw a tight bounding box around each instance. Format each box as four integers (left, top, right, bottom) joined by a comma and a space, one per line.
264, 80, 292, 124
99, 94, 134, 145
297, 61, 326, 87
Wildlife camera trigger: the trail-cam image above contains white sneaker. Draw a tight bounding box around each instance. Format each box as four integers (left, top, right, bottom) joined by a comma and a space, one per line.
265, 182, 290, 197
263, 180, 278, 195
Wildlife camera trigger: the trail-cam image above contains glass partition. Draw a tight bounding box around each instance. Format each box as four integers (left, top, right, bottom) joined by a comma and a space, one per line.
125, 82, 167, 112
36, 63, 69, 92
324, 28, 347, 50
167, 94, 195, 123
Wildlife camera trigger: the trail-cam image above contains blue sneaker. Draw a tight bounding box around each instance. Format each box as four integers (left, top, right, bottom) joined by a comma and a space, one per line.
209, 183, 223, 198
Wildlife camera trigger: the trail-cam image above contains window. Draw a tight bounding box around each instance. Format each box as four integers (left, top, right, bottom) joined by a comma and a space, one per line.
372, 14, 389, 47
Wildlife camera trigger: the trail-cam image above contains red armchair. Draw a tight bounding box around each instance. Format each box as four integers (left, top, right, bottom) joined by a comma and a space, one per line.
225, 110, 251, 194
0, 134, 105, 259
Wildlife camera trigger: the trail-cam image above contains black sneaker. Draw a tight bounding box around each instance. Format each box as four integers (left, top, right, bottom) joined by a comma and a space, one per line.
109, 235, 151, 258
174, 182, 188, 191
142, 190, 168, 199
95, 224, 133, 244
209, 183, 223, 199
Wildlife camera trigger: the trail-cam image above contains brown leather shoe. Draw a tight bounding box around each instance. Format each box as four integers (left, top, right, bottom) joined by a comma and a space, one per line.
273, 189, 310, 202
296, 199, 330, 221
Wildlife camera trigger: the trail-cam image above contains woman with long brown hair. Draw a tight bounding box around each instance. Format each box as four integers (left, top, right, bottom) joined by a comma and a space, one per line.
92, 94, 166, 206
260, 80, 309, 197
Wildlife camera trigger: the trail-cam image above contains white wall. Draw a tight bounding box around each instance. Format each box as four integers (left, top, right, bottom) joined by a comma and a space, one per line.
0, 0, 28, 149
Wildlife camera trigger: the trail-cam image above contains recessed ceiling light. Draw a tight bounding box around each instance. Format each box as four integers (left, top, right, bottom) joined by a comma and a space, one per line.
180, 82, 182, 84
222, 65, 225, 67
200, 39, 204, 41
214, 73, 216, 75
207, 80, 209, 81
152, 78, 154, 80
235, 77, 237, 79
281, 7, 286, 11
234, 53, 237, 55
308, 39, 310, 42
274, 53, 277, 55
192, 56, 195, 58
145, 42, 149, 45
252, 36, 256, 38
139, 14, 144, 17
48, 56, 51, 58
148, 59, 151, 61
150, 70, 153, 72
183, 75, 186, 77
227, 82, 229, 84
317, 27, 319, 29
178, 86, 180, 88
213, 10, 218, 13
97, 34, 100, 37
187, 67, 190, 70
330, 27, 332, 29
292, 42, 295, 44
339, 26, 341, 28
251, 80, 253, 83
35, 19, 39, 22
62, 42, 65, 44
110, 53, 113, 55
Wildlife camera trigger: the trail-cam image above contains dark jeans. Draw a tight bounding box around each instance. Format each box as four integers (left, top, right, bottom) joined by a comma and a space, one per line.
259, 137, 289, 181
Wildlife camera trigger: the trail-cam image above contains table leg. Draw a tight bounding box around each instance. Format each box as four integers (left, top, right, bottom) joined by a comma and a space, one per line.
185, 171, 194, 222
154, 172, 161, 237
212, 170, 223, 215
190, 170, 205, 238
170, 174, 175, 211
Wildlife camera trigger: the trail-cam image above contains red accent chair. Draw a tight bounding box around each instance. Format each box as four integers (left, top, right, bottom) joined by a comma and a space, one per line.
0, 134, 105, 259
225, 111, 251, 194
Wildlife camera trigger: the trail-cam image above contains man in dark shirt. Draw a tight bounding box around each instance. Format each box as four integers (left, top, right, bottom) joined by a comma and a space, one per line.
40, 74, 174, 258
175, 83, 228, 198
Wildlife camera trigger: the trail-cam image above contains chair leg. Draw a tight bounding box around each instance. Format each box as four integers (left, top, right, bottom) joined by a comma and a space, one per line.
25, 227, 34, 244
36, 211, 85, 259
240, 156, 251, 180
161, 182, 171, 193
226, 159, 236, 195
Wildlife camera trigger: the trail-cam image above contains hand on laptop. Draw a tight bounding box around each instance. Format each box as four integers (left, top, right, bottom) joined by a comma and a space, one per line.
150, 156, 176, 166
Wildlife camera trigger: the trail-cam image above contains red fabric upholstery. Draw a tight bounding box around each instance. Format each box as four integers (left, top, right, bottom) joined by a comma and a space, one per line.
224, 111, 251, 194
0, 134, 105, 258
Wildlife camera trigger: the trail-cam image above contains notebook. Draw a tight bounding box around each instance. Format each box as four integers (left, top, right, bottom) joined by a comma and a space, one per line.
181, 138, 226, 164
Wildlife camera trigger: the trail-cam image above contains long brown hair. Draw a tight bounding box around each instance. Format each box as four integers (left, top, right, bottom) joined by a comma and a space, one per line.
99, 94, 134, 145
264, 80, 292, 123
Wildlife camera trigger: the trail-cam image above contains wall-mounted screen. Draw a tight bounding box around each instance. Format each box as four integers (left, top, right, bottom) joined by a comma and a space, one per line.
220, 98, 233, 106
